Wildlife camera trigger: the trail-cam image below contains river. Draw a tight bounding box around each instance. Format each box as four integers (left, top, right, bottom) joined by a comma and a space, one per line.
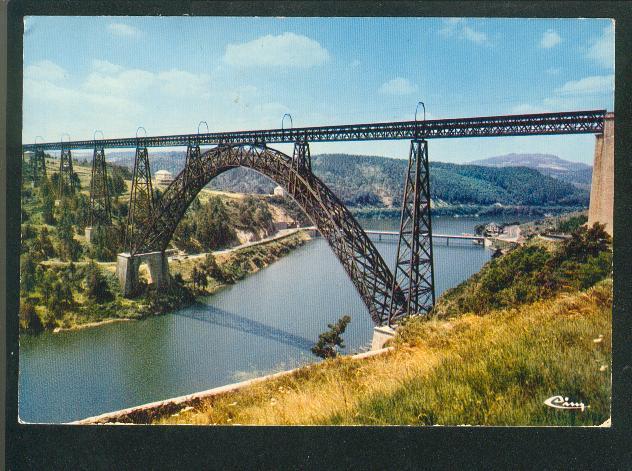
19, 215, 526, 423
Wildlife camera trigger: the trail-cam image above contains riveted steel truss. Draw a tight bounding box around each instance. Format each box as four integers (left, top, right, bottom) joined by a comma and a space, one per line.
58, 147, 76, 196
389, 139, 435, 325
289, 141, 311, 194
23, 110, 608, 151
89, 146, 112, 227
29, 149, 46, 184
132, 144, 405, 324
126, 147, 154, 251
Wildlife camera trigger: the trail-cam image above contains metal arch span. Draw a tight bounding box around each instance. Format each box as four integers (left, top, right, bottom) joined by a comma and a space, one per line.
134, 144, 406, 325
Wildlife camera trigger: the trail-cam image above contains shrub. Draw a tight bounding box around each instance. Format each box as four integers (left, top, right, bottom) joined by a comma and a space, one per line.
557, 214, 588, 233
19, 300, 44, 334
312, 315, 352, 359
434, 223, 612, 319
84, 261, 113, 303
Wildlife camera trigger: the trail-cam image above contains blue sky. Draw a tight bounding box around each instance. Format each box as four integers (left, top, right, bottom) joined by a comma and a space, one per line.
23, 17, 614, 164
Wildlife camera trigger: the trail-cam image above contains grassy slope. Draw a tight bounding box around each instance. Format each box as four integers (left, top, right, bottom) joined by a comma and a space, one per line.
154, 279, 611, 426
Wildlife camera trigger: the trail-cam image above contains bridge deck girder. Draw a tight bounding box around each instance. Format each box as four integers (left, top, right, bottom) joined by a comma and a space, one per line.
23, 110, 607, 151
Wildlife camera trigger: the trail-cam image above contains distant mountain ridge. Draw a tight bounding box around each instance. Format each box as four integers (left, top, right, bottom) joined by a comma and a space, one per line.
103, 150, 589, 210
469, 153, 593, 188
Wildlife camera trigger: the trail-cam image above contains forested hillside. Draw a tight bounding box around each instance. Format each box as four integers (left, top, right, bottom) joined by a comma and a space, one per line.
470, 153, 593, 189
107, 151, 589, 210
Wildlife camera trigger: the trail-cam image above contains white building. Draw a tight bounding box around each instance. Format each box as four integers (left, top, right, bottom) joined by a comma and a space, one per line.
155, 169, 174, 186
273, 185, 285, 197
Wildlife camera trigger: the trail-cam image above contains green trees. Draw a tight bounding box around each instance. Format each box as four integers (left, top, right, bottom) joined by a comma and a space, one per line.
36, 267, 73, 319
19, 301, 44, 334
107, 165, 128, 197
311, 315, 352, 359
47, 278, 73, 319
236, 196, 274, 234
195, 196, 237, 251
84, 261, 113, 303
190, 254, 226, 290
89, 225, 120, 262
558, 222, 610, 262
39, 176, 56, 225
20, 253, 37, 294
434, 223, 612, 318
74, 193, 91, 231
31, 227, 56, 260
557, 214, 588, 233
201, 253, 224, 282
56, 199, 82, 261
190, 266, 208, 291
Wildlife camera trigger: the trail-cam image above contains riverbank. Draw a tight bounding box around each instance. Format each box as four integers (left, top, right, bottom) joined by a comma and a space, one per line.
77, 224, 612, 426
52, 317, 132, 333
82, 280, 611, 426
20, 230, 312, 334
351, 204, 587, 219
71, 347, 394, 425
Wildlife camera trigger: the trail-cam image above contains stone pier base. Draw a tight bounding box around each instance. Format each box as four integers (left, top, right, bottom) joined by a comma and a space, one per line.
371, 325, 396, 350
84, 227, 93, 244
116, 251, 170, 297
588, 112, 614, 236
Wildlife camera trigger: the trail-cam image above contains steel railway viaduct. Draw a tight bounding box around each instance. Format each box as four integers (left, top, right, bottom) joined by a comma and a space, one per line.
23, 109, 612, 327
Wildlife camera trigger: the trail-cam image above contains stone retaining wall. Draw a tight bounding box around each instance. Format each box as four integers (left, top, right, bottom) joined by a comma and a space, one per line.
71, 346, 394, 425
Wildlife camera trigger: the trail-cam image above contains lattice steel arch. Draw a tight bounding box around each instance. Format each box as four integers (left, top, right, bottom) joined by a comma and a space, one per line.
132, 144, 406, 325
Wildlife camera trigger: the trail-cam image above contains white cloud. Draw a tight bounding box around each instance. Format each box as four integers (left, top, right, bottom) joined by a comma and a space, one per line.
92, 59, 123, 75
224, 32, 330, 68
24, 77, 142, 116
83, 68, 155, 96
540, 29, 561, 48
439, 18, 488, 44
157, 69, 212, 97
108, 23, 141, 37
379, 77, 417, 96
24, 60, 67, 81
229, 85, 258, 105
585, 24, 614, 69
22, 59, 290, 141
554, 75, 614, 96
510, 103, 551, 114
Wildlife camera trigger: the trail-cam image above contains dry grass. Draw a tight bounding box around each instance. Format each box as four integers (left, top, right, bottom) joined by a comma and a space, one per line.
154, 279, 611, 426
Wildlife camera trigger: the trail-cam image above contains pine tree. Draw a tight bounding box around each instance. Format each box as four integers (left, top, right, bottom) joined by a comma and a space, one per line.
40, 177, 56, 225
20, 253, 37, 294
84, 261, 112, 303
191, 266, 199, 289
311, 315, 352, 359
19, 300, 43, 334
202, 253, 224, 282
195, 197, 237, 250
47, 280, 65, 319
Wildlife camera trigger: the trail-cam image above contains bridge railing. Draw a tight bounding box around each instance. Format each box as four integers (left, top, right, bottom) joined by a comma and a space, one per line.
22, 110, 607, 151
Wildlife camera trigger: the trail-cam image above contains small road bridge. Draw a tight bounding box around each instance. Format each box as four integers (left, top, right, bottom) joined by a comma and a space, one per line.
23, 110, 610, 326
364, 230, 484, 245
